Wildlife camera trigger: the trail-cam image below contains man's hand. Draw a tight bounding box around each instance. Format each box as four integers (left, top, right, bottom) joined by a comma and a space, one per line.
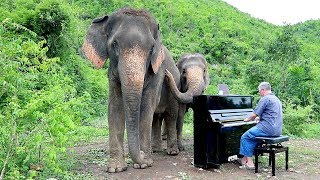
244, 118, 251, 122
255, 117, 260, 122
244, 113, 258, 122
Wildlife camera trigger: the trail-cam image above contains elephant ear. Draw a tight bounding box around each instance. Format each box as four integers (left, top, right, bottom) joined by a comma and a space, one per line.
197, 53, 210, 89
82, 15, 109, 69
150, 24, 164, 74
204, 62, 210, 89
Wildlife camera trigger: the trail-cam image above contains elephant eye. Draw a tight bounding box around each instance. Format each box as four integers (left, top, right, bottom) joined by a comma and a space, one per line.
149, 45, 155, 56
112, 41, 117, 48
112, 41, 119, 56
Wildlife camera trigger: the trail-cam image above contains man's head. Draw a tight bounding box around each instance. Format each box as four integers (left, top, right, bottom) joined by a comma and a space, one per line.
258, 82, 271, 96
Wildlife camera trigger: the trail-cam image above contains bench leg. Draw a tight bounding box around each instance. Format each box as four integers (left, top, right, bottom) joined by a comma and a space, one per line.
285, 147, 289, 170
271, 151, 276, 176
255, 152, 259, 173
269, 152, 272, 166
254, 143, 289, 176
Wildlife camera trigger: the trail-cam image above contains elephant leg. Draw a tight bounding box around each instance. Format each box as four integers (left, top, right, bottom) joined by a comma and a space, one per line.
177, 104, 187, 151
152, 113, 163, 152
107, 81, 127, 173
164, 108, 179, 155
134, 97, 155, 169
161, 120, 167, 140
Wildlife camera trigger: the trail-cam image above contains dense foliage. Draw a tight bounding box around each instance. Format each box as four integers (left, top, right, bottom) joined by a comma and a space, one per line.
0, 0, 319, 178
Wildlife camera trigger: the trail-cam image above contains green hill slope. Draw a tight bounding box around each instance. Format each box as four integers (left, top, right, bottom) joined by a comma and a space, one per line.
74, 0, 279, 62
293, 20, 320, 61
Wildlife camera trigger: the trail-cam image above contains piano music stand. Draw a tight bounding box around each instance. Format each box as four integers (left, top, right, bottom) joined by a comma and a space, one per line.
218, 84, 229, 95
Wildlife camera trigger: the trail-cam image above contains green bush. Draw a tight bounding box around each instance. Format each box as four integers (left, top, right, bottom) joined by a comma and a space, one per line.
26, 0, 70, 57
0, 19, 90, 178
298, 123, 320, 138
282, 101, 312, 136
28, 1, 69, 38
0, 0, 71, 58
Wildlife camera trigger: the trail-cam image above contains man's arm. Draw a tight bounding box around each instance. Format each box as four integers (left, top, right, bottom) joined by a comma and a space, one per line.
244, 113, 258, 122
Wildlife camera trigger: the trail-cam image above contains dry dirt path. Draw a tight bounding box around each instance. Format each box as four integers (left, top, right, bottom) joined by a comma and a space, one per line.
70, 137, 320, 180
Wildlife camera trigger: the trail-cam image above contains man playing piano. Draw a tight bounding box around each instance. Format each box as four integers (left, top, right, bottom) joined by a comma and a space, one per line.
239, 82, 283, 170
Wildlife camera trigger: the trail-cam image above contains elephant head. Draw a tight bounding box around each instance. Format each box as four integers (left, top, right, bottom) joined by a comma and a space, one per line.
165, 53, 210, 104
82, 8, 164, 165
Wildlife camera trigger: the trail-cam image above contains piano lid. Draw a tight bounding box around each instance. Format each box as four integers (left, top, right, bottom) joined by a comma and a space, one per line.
206, 95, 253, 110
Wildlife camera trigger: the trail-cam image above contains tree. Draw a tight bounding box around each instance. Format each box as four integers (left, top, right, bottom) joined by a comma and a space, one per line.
267, 25, 301, 95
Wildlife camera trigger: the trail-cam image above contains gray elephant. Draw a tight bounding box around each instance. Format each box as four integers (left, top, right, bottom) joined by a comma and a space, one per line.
82, 7, 181, 173
164, 53, 210, 150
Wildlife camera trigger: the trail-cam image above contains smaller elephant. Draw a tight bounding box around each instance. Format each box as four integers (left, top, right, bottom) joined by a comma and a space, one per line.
164, 53, 210, 150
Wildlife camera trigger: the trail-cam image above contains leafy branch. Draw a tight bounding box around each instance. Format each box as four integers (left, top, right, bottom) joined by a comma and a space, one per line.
0, 119, 16, 180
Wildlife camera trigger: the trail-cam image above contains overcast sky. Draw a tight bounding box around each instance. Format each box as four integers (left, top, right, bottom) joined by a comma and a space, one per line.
222, 0, 320, 25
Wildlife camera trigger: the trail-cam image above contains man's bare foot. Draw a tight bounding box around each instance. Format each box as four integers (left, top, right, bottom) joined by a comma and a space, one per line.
241, 157, 247, 165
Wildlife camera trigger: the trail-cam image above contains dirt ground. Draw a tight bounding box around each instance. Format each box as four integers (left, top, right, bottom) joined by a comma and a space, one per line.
71, 137, 320, 180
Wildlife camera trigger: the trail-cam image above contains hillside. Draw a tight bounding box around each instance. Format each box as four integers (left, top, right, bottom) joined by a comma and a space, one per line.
293, 20, 320, 61
74, 0, 279, 62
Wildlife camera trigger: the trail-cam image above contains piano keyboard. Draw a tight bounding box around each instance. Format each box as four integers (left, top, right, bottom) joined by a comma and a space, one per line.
222, 120, 257, 128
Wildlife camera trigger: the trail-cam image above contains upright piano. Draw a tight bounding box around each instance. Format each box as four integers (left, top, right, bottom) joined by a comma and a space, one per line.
193, 95, 257, 169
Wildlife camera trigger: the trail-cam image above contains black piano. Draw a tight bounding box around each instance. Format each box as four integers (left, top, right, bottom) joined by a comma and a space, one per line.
193, 95, 257, 169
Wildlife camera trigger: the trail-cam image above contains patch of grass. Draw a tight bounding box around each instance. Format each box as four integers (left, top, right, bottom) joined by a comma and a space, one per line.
67, 114, 109, 146
255, 153, 288, 169
87, 148, 109, 167
183, 122, 194, 137
59, 157, 97, 179
299, 123, 320, 138
67, 125, 109, 146
285, 138, 320, 174
183, 109, 194, 138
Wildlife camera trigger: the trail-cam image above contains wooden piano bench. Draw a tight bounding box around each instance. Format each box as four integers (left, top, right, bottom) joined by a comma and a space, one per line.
254, 135, 289, 176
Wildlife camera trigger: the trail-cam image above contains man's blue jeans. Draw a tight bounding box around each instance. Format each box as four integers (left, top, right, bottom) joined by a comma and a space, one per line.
240, 126, 269, 157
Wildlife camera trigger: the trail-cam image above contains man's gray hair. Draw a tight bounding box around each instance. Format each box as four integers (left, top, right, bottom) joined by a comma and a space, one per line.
258, 82, 271, 91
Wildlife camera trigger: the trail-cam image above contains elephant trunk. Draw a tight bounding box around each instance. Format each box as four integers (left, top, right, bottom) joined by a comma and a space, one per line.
120, 46, 147, 164
123, 90, 145, 164
165, 69, 204, 104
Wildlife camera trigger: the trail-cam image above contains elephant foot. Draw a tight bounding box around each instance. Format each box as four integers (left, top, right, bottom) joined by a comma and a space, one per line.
152, 140, 163, 153
133, 158, 153, 169
152, 145, 163, 153
107, 157, 127, 173
133, 152, 153, 169
167, 146, 179, 155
